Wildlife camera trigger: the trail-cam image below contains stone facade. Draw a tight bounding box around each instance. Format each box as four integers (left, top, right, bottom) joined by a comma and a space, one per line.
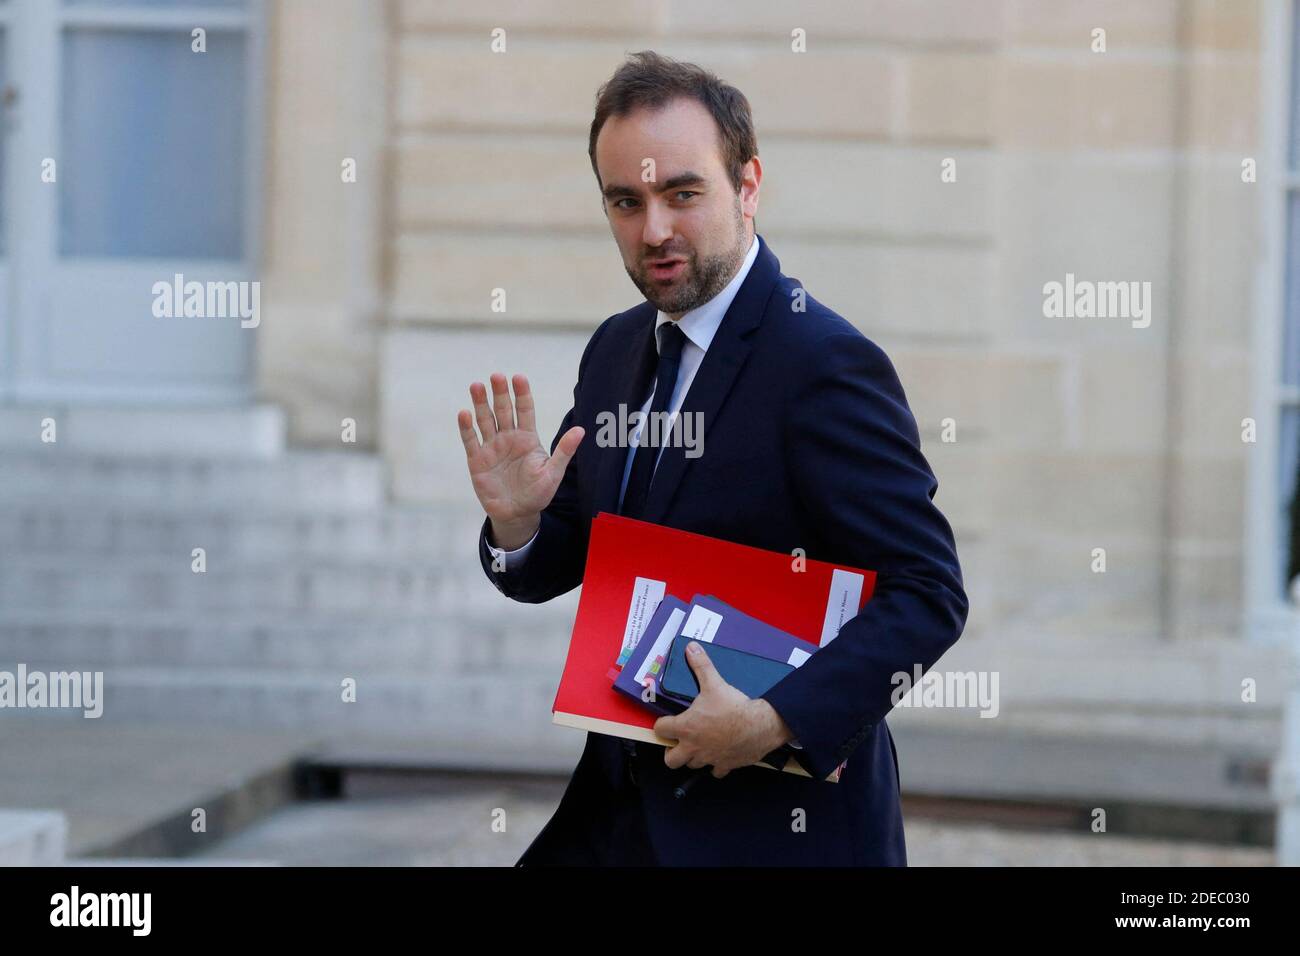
253, 0, 1282, 752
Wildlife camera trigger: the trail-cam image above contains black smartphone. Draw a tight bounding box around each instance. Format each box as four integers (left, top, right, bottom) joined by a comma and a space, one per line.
660, 634, 795, 704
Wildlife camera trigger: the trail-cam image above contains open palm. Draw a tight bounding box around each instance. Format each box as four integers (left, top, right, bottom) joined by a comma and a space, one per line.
458, 373, 584, 527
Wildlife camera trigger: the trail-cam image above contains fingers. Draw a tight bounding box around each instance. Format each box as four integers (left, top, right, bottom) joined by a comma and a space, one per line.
663, 744, 688, 771
469, 381, 497, 442
662, 743, 707, 771
664, 744, 708, 771
512, 374, 537, 434
469, 373, 532, 443
457, 409, 481, 460
546, 426, 585, 484
490, 373, 515, 432
685, 641, 720, 691
654, 716, 690, 775
653, 714, 679, 742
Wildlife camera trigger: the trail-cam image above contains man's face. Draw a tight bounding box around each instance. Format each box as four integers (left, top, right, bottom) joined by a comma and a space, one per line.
595, 97, 761, 318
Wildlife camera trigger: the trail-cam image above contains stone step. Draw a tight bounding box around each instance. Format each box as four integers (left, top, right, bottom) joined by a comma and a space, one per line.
0, 810, 67, 865
0, 602, 574, 671
1, 669, 573, 757
0, 449, 386, 511
0, 555, 520, 614
0, 403, 286, 459
0, 503, 484, 559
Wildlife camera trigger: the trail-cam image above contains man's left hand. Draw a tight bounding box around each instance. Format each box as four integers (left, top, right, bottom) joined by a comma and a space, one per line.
652, 641, 794, 778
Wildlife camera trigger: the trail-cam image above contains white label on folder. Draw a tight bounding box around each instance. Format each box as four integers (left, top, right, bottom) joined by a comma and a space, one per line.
819, 569, 864, 646
617, 577, 666, 666
787, 647, 812, 668
680, 605, 723, 644
634, 607, 687, 688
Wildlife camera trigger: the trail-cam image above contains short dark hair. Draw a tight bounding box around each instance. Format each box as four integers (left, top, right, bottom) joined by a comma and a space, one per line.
588, 50, 758, 195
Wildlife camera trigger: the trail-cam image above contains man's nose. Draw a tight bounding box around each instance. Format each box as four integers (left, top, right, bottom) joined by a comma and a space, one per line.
641, 200, 674, 249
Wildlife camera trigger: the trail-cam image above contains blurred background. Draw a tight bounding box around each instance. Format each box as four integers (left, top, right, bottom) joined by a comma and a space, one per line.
0, 0, 1293, 865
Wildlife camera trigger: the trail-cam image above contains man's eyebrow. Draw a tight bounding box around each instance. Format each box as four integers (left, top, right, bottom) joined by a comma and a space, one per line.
661, 172, 707, 190
601, 183, 639, 200
601, 171, 708, 200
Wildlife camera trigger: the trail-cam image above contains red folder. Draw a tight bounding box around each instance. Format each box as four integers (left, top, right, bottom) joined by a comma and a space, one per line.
552, 513, 877, 781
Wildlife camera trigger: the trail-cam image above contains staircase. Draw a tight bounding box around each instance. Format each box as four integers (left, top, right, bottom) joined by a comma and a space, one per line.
0, 431, 580, 767
0, 810, 66, 865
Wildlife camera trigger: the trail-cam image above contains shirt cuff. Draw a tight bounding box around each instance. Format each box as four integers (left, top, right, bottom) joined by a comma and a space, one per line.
485, 523, 540, 568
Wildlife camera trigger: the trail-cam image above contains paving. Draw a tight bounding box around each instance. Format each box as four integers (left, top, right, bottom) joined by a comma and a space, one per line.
190, 783, 1274, 866
0, 719, 1277, 866
0, 719, 319, 856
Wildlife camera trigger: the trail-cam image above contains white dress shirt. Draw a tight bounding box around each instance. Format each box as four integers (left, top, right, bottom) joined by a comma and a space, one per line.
488, 234, 759, 564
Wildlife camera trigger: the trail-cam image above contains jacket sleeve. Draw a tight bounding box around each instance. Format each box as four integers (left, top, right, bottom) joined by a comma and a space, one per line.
759, 330, 969, 781
476, 317, 612, 604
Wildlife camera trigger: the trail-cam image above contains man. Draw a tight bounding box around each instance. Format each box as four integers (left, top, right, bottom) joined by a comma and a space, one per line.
456, 51, 967, 866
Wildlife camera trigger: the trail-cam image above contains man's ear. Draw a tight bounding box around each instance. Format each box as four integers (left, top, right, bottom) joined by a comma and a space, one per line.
740, 155, 762, 221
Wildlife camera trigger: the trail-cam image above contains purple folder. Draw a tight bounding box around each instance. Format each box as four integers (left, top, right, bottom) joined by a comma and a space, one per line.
612, 595, 691, 715
683, 594, 819, 671
612, 593, 820, 714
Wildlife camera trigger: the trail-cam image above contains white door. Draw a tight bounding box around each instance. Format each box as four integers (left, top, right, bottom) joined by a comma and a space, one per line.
3, 0, 263, 404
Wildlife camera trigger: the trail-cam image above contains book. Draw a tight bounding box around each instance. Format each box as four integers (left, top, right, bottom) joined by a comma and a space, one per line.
552, 512, 876, 781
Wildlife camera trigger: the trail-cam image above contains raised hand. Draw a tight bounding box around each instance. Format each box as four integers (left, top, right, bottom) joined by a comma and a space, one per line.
457, 373, 585, 549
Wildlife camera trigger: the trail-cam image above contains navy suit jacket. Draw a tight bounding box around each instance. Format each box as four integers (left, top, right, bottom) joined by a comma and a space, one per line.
477, 234, 968, 865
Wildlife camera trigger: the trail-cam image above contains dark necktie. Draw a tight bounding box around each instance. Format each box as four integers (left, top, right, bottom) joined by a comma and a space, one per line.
619, 322, 687, 521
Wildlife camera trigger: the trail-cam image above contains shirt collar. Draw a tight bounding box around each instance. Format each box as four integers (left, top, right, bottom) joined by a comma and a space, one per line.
654, 234, 760, 353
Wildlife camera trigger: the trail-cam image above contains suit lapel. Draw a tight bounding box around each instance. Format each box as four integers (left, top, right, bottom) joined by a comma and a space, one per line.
639, 236, 782, 525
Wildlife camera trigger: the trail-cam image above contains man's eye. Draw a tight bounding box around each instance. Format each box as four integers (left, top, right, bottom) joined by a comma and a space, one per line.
614, 198, 638, 210
674, 191, 698, 201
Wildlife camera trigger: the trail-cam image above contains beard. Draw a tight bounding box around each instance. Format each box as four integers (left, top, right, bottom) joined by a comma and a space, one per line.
624, 204, 748, 315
